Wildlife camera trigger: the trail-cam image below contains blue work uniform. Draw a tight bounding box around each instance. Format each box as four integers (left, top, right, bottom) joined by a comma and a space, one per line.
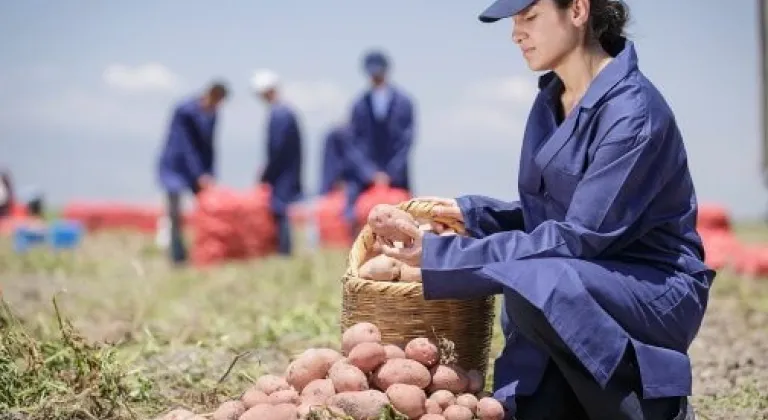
259, 103, 303, 255
344, 85, 415, 224
156, 97, 217, 264
420, 39, 712, 419
319, 124, 352, 195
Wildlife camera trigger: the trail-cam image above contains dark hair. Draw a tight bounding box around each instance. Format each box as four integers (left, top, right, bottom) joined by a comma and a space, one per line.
555, 0, 629, 56
208, 80, 229, 99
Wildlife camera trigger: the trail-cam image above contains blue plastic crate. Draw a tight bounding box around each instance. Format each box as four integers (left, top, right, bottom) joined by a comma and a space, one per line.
48, 220, 84, 250
13, 225, 47, 253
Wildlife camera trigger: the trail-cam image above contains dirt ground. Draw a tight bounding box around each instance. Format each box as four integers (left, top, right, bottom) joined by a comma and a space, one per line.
0, 226, 766, 419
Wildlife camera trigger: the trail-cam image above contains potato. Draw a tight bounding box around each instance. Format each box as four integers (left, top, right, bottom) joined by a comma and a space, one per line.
212, 400, 245, 420
405, 337, 439, 367
158, 408, 196, 420
300, 378, 336, 405
384, 344, 406, 360
386, 383, 427, 419
429, 390, 456, 410
286, 348, 339, 392
399, 264, 422, 282
442, 404, 474, 420
368, 204, 418, 244
254, 374, 291, 395
241, 387, 270, 408
372, 359, 432, 390
342, 322, 382, 355
348, 342, 388, 373
240, 403, 298, 420
328, 390, 389, 420
455, 393, 478, 413
476, 397, 506, 420
359, 254, 402, 281
466, 370, 485, 394
420, 415, 447, 420
429, 364, 469, 394
268, 388, 300, 405
328, 359, 369, 392
425, 398, 443, 414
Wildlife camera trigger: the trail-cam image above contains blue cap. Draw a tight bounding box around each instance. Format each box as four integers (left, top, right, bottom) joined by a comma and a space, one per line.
479, 0, 537, 22
363, 50, 389, 76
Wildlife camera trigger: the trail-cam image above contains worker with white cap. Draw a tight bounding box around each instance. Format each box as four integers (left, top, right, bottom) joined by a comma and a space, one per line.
250, 69, 304, 256
344, 49, 416, 234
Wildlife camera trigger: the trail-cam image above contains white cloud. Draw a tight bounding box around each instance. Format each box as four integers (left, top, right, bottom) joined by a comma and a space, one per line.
438, 75, 537, 136
283, 80, 351, 122
102, 63, 180, 93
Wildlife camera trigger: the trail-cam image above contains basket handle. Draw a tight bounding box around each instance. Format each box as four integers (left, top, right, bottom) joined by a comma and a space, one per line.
344, 198, 466, 281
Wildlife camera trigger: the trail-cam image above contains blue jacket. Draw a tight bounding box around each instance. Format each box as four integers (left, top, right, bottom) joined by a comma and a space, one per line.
157, 97, 216, 193
260, 103, 304, 215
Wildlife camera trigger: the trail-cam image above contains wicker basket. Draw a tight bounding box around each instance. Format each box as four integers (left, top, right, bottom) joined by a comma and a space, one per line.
341, 199, 496, 377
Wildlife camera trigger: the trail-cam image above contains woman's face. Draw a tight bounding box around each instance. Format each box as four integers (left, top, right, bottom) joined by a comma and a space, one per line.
512, 0, 588, 72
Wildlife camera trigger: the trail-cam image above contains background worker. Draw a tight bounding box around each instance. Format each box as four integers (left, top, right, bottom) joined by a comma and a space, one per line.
318, 123, 353, 196
344, 50, 416, 233
251, 69, 304, 256
156, 81, 228, 266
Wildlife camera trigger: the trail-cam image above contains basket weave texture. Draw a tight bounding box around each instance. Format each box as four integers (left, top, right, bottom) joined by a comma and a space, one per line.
341, 199, 496, 376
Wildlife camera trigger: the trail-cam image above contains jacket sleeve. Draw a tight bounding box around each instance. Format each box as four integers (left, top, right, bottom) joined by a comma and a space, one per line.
175, 110, 208, 182
384, 97, 414, 178
421, 129, 677, 275
345, 103, 379, 186
456, 195, 525, 238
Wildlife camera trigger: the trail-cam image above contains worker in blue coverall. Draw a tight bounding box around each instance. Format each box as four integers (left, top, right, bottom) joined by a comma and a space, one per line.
344, 50, 416, 234
157, 82, 228, 265
318, 124, 353, 195
374, 1, 708, 419
250, 69, 303, 256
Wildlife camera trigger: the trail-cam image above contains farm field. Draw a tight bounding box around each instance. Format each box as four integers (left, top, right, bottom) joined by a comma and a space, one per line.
0, 224, 767, 420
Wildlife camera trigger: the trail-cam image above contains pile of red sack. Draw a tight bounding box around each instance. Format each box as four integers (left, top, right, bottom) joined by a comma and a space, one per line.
698, 203, 768, 278
190, 185, 277, 266
60, 202, 166, 233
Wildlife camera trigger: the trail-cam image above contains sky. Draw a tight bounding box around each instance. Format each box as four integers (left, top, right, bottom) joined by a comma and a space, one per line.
0, 1, 765, 220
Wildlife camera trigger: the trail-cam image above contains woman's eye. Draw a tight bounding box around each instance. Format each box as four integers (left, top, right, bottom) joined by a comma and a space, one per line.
526, 14, 537, 21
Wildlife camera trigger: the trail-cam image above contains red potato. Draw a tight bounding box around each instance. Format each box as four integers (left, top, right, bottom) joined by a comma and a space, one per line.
429, 390, 456, 410
328, 359, 369, 392
405, 337, 440, 368
476, 397, 506, 420
429, 365, 469, 394
342, 322, 382, 355
367, 204, 418, 244
328, 390, 390, 420
240, 403, 298, 420
254, 374, 291, 395
386, 383, 427, 419
466, 370, 485, 394
348, 342, 388, 373
455, 394, 478, 413
420, 415, 447, 420
359, 254, 402, 281
285, 348, 342, 392
372, 359, 432, 390
212, 400, 245, 420
158, 408, 196, 420
399, 264, 422, 282
241, 387, 270, 408
300, 378, 336, 405
267, 388, 300, 405
425, 398, 443, 414
442, 405, 474, 420
384, 344, 406, 360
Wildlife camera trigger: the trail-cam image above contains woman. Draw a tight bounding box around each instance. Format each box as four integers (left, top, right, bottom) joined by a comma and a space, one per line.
377, 1, 709, 419
0, 169, 14, 218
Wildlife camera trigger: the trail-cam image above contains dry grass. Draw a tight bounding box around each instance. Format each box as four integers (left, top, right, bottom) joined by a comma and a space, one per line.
0, 224, 766, 419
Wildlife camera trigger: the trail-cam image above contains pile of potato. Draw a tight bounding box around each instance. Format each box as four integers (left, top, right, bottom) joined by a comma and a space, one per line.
156, 322, 505, 420
359, 204, 458, 282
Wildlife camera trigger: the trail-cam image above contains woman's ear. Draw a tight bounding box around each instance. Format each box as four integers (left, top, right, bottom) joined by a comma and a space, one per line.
570, 0, 591, 29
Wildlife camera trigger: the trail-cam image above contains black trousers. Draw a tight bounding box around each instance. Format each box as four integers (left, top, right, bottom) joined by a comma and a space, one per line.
505, 290, 690, 420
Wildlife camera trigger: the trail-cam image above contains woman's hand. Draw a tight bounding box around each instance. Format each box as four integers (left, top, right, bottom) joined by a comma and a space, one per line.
417, 196, 463, 233
380, 219, 424, 267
